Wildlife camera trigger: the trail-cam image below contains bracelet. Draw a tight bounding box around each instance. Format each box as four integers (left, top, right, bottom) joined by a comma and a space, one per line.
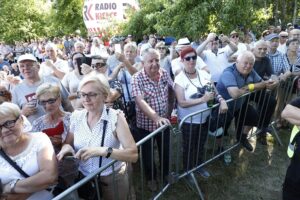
248, 83, 255, 92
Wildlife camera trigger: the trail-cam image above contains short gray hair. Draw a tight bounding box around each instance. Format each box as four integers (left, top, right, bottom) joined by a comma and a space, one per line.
237, 51, 255, 63
141, 48, 160, 61
36, 83, 60, 99
0, 102, 21, 119
45, 42, 57, 51
124, 42, 137, 52
78, 74, 110, 98
74, 41, 85, 49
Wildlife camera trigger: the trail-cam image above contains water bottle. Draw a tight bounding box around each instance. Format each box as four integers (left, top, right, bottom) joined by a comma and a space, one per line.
206, 82, 214, 107
224, 150, 232, 166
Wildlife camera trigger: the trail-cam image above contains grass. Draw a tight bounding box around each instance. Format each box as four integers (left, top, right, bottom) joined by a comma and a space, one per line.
157, 128, 291, 200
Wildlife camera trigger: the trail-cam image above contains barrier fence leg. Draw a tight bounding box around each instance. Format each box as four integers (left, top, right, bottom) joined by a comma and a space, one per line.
186, 172, 205, 200
270, 122, 283, 146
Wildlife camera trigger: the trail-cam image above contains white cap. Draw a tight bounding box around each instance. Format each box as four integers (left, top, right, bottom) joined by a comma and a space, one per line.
178, 37, 190, 45
17, 54, 37, 63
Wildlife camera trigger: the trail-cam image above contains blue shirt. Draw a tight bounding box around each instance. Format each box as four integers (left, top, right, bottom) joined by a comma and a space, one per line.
217, 64, 262, 111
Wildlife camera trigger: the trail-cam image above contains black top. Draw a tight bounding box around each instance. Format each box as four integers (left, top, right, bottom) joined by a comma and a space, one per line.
253, 57, 273, 80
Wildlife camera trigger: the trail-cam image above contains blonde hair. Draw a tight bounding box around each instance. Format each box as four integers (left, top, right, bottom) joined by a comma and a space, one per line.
36, 83, 60, 99
78, 74, 110, 98
0, 102, 21, 119
124, 42, 137, 52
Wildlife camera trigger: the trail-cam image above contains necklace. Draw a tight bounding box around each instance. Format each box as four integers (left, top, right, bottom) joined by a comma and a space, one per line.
184, 70, 203, 88
184, 69, 197, 75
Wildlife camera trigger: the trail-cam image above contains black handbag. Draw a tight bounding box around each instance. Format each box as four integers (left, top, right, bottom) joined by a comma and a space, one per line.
122, 70, 136, 121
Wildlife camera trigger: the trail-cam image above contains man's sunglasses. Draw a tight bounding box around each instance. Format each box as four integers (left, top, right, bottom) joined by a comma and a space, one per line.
231, 35, 239, 38
91, 63, 106, 69
184, 55, 197, 61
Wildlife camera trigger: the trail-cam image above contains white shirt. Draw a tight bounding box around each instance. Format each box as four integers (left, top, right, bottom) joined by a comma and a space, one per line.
171, 56, 207, 77
277, 43, 287, 54
70, 106, 124, 176
203, 47, 233, 82
174, 69, 211, 124
0, 133, 54, 200
39, 58, 69, 77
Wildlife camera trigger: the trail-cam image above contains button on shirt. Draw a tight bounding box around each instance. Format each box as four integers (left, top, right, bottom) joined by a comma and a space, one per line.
131, 68, 173, 131
70, 106, 123, 176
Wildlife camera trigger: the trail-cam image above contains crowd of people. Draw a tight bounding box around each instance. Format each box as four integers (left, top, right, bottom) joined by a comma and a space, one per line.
0, 23, 300, 200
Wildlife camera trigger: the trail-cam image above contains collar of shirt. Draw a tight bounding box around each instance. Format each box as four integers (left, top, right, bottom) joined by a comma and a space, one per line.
141, 68, 162, 83
84, 104, 110, 124
267, 50, 280, 57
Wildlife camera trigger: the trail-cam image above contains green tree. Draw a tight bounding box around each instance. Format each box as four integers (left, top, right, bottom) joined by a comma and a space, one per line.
50, 0, 87, 37
0, 0, 50, 43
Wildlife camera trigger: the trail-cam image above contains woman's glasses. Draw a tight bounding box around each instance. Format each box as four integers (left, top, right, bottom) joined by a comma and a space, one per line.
231, 35, 239, 39
38, 98, 58, 106
184, 55, 197, 61
0, 116, 20, 131
156, 47, 166, 50
77, 92, 100, 99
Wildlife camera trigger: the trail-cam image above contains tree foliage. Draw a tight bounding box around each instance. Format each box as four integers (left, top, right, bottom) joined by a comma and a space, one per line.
123, 0, 300, 40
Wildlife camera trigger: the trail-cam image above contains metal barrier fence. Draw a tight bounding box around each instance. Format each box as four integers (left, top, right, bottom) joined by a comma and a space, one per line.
54, 76, 298, 200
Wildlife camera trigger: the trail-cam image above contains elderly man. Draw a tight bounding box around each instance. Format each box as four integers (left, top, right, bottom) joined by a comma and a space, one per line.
197, 33, 237, 83
278, 31, 289, 54
39, 43, 69, 79
265, 34, 291, 79
12, 54, 73, 123
131, 48, 174, 190
217, 51, 277, 151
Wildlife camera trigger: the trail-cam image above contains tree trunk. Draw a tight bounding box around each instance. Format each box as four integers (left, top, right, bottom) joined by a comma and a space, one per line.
292, 0, 298, 25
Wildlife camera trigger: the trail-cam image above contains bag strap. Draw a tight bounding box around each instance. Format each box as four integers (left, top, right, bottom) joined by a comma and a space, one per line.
123, 70, 132, 102
99, 108, 109, 169
0, 148, 30, 178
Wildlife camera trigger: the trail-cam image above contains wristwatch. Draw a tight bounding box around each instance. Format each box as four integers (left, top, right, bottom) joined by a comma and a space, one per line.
105, 147, 113, 158
9, 179, 19, 193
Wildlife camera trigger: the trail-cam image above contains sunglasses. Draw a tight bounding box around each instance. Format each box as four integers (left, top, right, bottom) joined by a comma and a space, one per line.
280, 36, 288, 38
156, 47, 166, 50
91, 63, 106, 69
38, 98, 58, 106
184, 55, 197, 61
231, 35, 239, 38
0, 116, 20, 131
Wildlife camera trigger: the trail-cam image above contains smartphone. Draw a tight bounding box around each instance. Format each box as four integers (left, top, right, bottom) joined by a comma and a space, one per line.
115, 43, 122, 54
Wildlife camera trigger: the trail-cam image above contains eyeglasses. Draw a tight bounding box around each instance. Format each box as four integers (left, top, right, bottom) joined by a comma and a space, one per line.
231, 35, 239, 38
77, 92, 100, 99
156, 47, 166, 50
0, 116, 20, 131
91, 63, 106, 69
184, 55, 197, 61
38, 98, 58, 106
280, 36, 288, 38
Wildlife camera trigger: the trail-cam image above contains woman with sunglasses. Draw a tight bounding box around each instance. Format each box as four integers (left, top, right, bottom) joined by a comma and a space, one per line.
81, 55, 125, 110
0, 102, 57, 200
174, 46, 228, 178
57, 74, 138, 200
31, 83, 77, 196
155, 41, 174, 80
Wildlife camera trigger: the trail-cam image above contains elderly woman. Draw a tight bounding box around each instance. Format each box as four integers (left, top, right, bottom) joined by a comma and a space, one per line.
57, 74, 138, 200
90, 37, 109, 58
286, 38, 300, 75
155, 41, 173, 79
32, 83, 75, 195
174, 47, 227, 177
0, 102, 57, 200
